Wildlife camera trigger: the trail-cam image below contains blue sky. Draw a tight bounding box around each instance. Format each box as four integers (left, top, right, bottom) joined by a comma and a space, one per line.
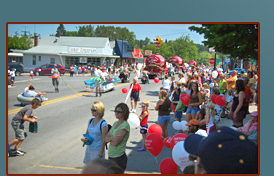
8, 23, 206, 45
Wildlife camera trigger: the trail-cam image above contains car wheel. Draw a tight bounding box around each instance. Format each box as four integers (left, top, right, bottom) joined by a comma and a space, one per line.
15, 71, 20, 76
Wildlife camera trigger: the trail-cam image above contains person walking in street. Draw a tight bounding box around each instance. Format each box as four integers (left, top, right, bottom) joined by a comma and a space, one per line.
70, 65, 74, 77
129, 77, 141, 113
105, 103, 130, 173
29, 69, 34, 81
82, 65, 86, 76
155, 90, 173, 139
10, 68, 16, 84
162, 74, 171, 97
81, 101, 108, 163
9, 98, 40, 156
51, 64, 60, 93
93, 66, 103, 97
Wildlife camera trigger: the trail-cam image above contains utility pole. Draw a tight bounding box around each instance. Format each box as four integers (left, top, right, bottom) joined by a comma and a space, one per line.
21, 26, 30, 37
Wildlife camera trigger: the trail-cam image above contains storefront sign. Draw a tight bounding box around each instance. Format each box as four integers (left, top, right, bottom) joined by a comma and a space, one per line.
68, 46, 97, 54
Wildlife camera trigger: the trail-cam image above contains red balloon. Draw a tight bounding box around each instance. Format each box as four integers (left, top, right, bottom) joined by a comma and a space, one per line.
180, 94, 190, 105
145, 133, 164, 156
211, 94, 218, 104
170, 133, 187, 150
148, 124, 162, 136
122, 88, 127, 94
216, 95, 226, 106
164, 137, 172, 148
159, 158, 178, 174
154, 77, 160, 83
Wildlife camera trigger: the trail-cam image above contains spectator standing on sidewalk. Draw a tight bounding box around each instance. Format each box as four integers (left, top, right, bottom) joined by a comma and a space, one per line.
70, 65, 74, 77
9, 98, 40, 156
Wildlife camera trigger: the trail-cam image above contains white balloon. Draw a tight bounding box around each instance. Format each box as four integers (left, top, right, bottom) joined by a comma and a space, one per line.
172, 141, 193, 171
212, 71, 218, 78
181, 120, 188, 131
172, 121, 182, 130
127, 113, 140, 128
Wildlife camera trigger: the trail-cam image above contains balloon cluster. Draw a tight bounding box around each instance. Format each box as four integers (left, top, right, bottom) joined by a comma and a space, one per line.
144, 123, 193, 174
211, 94, 226, 106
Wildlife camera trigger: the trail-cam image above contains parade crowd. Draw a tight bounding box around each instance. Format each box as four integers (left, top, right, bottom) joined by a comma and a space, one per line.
8, 63, 259, 174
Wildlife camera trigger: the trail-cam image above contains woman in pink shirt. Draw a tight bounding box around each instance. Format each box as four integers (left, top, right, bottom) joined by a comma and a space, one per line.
237, 111, 258, 133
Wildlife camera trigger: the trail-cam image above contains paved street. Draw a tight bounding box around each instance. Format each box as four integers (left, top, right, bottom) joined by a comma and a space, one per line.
7, 72, 257, 174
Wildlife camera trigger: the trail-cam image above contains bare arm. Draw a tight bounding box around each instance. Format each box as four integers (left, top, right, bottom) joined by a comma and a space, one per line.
37, 92, 46, 96
105, 129, 128, 146
234, 91, 245, 115
139, 111, 148, 122
189, 92, 203, 107
23, 114, 37, 123
98, 126, 108, 157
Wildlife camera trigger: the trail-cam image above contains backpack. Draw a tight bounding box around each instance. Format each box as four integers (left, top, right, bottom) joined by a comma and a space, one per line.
89, 118, 112, 150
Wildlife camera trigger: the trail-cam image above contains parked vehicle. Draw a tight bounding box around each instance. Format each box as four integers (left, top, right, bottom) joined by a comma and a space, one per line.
145, 54, 167, 79
33, 64, 65, 76
8, 63, 25, 76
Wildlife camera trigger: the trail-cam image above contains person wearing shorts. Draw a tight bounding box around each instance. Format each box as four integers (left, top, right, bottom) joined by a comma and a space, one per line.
129, 77, 141, 113
186, 82, 203, 122
155, 90, 173, 138
137, 101, 150, 151
51, 64, 59, 93
82, 65, 86, 75
9, 98, 40, 156
29, 69, 34, 81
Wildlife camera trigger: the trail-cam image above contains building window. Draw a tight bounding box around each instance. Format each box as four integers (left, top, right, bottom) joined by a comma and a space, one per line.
50, 58, 55, 64
33, 55, 36, 65
39, 56, 41, 61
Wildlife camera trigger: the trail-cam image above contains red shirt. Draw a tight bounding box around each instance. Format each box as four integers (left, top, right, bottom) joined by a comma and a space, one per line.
130, 83, 141, 92
244, 86, 251, 106
140, 110, 149, 126
81, 66, 85, 72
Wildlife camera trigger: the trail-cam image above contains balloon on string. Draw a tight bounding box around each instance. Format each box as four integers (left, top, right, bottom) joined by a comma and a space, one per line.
211, 94, 218, 104
122, 88, 127, 94
180, 94, 190, 105
216, 95, 226, 106
148, 124, 162, 136
154, 77, 160, 83
172, 121, 182, 130
164, 137, 172, 148
159, 158, 178, 174
212, 71, 218, 78
181, 120, 188, 131
172, 141, 193, 171
170, 133, 188, 150
145, 133, 164, 157
127, 113, 140, 128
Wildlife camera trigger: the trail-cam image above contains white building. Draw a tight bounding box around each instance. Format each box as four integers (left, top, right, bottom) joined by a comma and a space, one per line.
22, 36, 119, 71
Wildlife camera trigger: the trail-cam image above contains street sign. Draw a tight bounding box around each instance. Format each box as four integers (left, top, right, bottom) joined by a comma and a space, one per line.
224, 58, 230, 64
216, 59, 219, 64
209, 58, 215, 64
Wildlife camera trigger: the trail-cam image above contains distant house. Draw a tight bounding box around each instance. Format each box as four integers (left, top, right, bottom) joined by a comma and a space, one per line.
22, 35, 119, 71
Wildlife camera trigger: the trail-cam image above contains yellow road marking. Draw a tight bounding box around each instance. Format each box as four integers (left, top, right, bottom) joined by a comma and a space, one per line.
8, 83, 131, 115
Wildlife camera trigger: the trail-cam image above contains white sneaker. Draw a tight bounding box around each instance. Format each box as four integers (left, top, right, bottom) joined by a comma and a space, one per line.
12, 150, 24, 156
44, 98, 48, 101
133, 109, 136, 113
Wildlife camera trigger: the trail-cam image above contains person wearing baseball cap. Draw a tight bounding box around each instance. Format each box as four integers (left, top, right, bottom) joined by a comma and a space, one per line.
184, 126, 258, 174
185, 119, 207, 137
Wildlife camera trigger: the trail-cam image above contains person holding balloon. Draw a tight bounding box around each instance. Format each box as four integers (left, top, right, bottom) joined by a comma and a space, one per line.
105, 103, 130, 172
137, 101, 150, 151
155, 90, 173, 139
186, 82, 203, 122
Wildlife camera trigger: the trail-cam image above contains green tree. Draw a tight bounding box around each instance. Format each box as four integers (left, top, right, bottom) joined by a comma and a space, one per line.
189, 24, 258, 60
65, 31, 79, 36
56, 24, 66, 36
8, 35, 33, 52
144, 37, 150, 46
78, 25, 94, 37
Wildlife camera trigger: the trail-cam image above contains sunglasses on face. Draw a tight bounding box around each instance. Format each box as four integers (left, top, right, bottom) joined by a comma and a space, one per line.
114, 110, 123, 114
91, 108, 97, 112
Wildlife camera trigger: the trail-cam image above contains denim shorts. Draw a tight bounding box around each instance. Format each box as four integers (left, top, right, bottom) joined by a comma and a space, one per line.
130, 92, 140, 101
175, 111, 183, 119
186, 106, 200, 115
158, 115, 170, 124
140, 124, 148, 134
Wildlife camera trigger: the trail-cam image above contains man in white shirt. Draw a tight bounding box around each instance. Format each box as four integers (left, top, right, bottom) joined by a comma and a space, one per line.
23, 84, 48, 102
93, 66, 103, 97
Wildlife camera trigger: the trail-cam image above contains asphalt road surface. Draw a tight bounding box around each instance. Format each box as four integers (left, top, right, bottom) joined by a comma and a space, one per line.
7, 72, 256, 174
